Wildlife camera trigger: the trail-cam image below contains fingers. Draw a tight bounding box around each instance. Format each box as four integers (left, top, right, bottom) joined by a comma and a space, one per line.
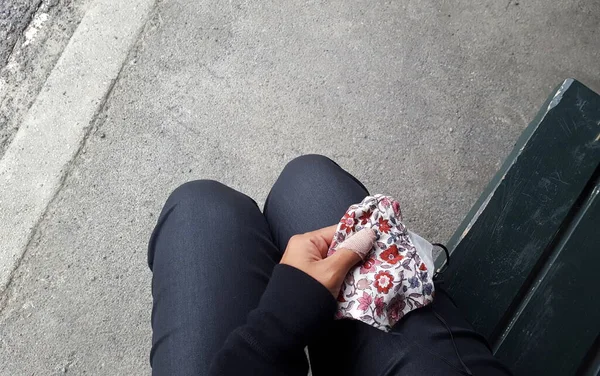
284, 226, 375, 297
305, 225, 338, 258
310, 225, 337, 245
323, 248, 362, 272
321, 228, 376, 279
336, 228, 376, 259
308, 235, 329, 259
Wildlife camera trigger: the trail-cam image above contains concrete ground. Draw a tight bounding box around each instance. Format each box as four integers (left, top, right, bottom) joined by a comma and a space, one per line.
0, 0, 91, 154
0, 0, 598, 374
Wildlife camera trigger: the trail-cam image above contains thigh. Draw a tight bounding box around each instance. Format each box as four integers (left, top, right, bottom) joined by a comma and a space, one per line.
264, 155, 378, 372
263, 154, 369, 250
264, 156, 510, 376
309, 289, 512, 376
148, 180, 294, 376
389, 288, 513, 376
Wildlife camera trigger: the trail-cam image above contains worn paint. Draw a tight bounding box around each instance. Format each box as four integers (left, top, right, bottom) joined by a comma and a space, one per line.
494, 180, 600, 375
547, 78, 574, 111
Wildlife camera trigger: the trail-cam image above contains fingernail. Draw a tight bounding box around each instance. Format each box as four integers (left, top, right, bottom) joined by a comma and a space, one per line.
337, 228, 376, 259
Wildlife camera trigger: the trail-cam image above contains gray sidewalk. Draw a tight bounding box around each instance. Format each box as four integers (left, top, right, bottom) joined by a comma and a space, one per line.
0, 0, 598, 374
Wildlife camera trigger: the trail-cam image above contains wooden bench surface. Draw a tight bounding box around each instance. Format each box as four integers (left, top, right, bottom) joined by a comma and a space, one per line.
443, 79, 600, 376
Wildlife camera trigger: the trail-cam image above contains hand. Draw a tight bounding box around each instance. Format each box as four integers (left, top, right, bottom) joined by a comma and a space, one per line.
280, 225, 374, 297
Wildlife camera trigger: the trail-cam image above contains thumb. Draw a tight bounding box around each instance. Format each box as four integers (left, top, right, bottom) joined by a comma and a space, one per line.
324, 228, 376, 271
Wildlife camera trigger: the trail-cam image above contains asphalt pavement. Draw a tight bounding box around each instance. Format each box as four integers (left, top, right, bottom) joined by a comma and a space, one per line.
0, 0, 598, 374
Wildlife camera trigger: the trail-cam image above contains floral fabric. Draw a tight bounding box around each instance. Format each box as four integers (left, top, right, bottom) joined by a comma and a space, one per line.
328, 195, 435, 332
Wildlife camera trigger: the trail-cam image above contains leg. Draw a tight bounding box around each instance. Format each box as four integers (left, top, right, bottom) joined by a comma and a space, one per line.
148, 180, 308, 375
309, 288, 512, 375
264, 154, 369, 250
264, 155, 511, 375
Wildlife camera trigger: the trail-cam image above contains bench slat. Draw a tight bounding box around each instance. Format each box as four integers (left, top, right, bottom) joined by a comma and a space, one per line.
444, 79, 600, 344
493, 178, 600, 375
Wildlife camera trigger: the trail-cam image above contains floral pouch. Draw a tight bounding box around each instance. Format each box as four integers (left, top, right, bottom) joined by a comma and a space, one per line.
328, 194, 436, 332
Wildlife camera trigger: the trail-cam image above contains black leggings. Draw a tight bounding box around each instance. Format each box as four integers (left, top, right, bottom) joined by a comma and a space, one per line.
148, 154, 512, 376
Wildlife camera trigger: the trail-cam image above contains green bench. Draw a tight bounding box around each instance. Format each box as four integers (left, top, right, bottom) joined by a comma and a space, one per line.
441, 79, 600, 376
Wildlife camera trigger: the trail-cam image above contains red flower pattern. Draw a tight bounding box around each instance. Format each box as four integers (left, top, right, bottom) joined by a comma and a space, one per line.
377, 217, 391, 233
380, 197, 391, 208
332, 195, 435, 332
374, 296, 385, 317
359, 256, 382, 274
387, 296, 407, 325
358, 210, 372, 225
374, 270, 394, 294
339, 212, 357, 234
380, 245, 404, 265
392, 200, 402, 218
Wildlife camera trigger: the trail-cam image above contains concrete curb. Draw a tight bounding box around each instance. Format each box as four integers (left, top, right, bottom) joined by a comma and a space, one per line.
0, 0, 155, 295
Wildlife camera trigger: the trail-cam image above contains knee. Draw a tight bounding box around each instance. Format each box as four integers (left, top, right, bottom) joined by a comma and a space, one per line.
167, 180, 229, 205
165, 180, 254, 218
283, 154, 336, 176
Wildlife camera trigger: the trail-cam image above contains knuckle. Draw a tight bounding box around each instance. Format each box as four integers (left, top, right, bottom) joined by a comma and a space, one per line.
289, 234, 302, 244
